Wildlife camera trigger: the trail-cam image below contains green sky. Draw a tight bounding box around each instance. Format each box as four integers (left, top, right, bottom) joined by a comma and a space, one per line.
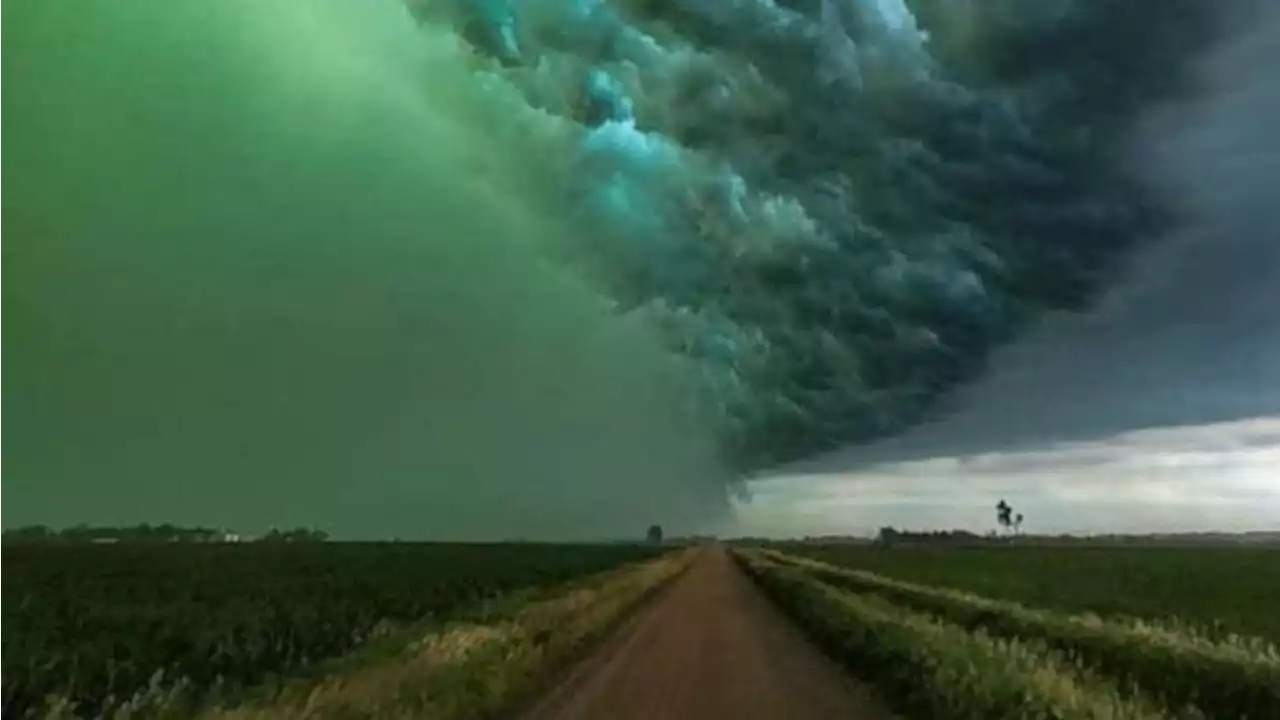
3, 0, 730, 539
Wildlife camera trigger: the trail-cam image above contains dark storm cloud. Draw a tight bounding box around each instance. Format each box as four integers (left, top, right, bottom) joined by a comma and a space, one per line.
775, 0, 1280, 476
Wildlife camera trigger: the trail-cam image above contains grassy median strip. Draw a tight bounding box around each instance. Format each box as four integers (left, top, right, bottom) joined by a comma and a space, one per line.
760, 549, 1280, 720
737, 551, 1192, 720
194, 549, 694, 720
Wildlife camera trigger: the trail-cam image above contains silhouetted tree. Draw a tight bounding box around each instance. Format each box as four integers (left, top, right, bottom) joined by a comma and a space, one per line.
646, 524, 664, 545
1014, 513, 1024, 535
996, 500, 1013, 534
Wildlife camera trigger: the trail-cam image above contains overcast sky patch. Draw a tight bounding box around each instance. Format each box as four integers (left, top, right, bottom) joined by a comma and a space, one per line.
733, 416, 1280, 537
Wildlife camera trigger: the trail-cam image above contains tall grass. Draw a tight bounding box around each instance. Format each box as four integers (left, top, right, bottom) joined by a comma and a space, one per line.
757, 550, 1280, 719
737, 552, 1180, 720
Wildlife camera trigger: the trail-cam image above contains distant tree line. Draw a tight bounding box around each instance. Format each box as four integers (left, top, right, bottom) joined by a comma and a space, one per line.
871, 528, 1280, 548
1, 524, 328, 544
875, 527, 995, 547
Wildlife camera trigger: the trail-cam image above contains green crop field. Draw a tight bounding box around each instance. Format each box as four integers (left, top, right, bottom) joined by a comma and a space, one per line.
737, 546, 1280, 720
772, 543, 1280, 642
1, 542, 664, 719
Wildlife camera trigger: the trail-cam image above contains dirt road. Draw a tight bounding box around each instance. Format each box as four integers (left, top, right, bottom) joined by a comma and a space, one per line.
520, 546, 891, 720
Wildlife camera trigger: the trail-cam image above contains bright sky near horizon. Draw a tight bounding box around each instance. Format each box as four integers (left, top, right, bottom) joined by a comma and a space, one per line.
735, 417, 1280, 537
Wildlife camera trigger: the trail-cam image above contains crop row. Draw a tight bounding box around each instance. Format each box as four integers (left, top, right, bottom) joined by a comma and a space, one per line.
736, 552, 1174, 720
761, 549, 1280, 720
775, 543, 1280, 642
2, 542, 663, 719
